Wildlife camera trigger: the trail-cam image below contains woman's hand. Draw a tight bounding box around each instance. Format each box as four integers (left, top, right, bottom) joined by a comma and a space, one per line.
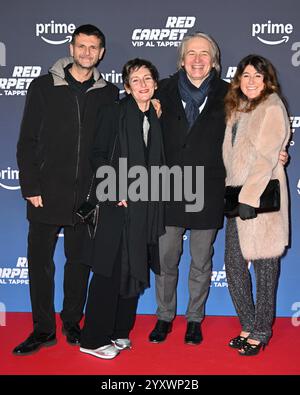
151, 99, 162, 118
117, 200, 128, 207
238, 203, 257, 220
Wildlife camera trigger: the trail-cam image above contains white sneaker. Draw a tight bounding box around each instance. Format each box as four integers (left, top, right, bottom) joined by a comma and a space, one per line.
111, 338, 132, 350
80, 344, 119, 359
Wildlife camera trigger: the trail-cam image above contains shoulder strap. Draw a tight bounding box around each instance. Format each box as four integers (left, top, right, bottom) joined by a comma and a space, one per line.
86, 122, 119, 201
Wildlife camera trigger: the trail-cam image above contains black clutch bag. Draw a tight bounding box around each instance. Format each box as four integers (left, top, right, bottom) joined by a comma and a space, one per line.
224, 179, 280, 218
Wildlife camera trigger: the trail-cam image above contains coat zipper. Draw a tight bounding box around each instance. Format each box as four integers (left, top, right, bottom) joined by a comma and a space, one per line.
73, 96, 81, 223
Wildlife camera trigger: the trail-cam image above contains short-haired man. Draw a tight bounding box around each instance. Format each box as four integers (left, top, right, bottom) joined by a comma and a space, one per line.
149, 32, 226, 345
14, 24, 119, 355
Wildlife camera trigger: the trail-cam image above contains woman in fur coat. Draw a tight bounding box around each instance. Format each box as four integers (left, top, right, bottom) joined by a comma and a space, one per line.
222, 54, 290, 356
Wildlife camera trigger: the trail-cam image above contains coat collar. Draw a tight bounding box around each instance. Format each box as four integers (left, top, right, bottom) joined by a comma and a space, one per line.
167, 71, 222, 135
49, 56, 107, 90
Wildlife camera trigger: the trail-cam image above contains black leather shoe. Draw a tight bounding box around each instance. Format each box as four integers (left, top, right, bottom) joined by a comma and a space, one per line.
149, 320, 172, 343
62, 323, 81, 346
12, 332, 57, 356
184, 322, 202, 345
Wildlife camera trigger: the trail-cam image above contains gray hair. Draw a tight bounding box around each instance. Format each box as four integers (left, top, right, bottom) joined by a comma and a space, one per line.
177, 32, 221, 75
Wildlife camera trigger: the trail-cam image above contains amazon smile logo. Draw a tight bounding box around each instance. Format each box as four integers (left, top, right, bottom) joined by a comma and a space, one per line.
252, 20, 293, 45
36, 21, 76, 45
0, 167, 20, 190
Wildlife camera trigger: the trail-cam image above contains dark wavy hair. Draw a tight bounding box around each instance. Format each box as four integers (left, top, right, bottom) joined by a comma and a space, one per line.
224, 54, 281, 120
122, 58, 159, 87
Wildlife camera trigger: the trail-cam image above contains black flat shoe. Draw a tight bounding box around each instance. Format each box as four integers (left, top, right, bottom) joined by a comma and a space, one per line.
228, 335, 248, 349
149, 320, 172, 343
238, 341, 265, 356
12, 332, 57, 356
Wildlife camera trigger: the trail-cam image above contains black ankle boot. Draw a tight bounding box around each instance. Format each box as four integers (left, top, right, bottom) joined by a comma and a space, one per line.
149, 320, 172, 343
184, 322, 202, 345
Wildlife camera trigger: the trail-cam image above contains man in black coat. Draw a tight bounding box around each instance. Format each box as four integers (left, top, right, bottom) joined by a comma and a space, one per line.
149, 32, 227, 345
13, 24, 119, 355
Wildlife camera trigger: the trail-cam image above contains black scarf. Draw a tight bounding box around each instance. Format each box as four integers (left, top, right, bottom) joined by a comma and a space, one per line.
178, 68, 216, 128
117, 95, 165, 295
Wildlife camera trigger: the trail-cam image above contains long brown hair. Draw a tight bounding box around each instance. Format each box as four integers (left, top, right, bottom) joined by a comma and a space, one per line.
224, 54, 281, 121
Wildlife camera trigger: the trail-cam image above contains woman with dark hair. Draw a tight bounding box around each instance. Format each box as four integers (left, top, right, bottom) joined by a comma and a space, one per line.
79, 58, 165, 359
223, 55, 290, 356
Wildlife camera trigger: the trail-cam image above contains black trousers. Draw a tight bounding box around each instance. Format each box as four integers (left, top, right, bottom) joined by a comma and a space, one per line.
81, 243, 139, 349
27, 221, 91, 334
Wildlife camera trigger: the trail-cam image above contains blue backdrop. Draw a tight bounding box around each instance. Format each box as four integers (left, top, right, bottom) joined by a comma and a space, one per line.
0, 0, 299, 318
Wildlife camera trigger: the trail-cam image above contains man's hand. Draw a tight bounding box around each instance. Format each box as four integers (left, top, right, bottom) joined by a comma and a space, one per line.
26, 195, 43, 207
151, 99, 162, 118
279, 150, 289, 166
117, 200, 128, 207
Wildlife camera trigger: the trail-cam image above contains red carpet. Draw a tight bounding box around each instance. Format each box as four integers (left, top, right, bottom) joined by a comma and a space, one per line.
1, 313, 299, 375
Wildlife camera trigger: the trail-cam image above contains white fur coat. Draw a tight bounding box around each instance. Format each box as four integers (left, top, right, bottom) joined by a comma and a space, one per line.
222, 93, 290, 260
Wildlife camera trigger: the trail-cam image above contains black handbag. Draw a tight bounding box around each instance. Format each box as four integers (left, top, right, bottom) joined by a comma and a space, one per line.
76, 131, 118, 238
224, 179, 280, 218
76, 175, 100, 239
76, 200, 98, 223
